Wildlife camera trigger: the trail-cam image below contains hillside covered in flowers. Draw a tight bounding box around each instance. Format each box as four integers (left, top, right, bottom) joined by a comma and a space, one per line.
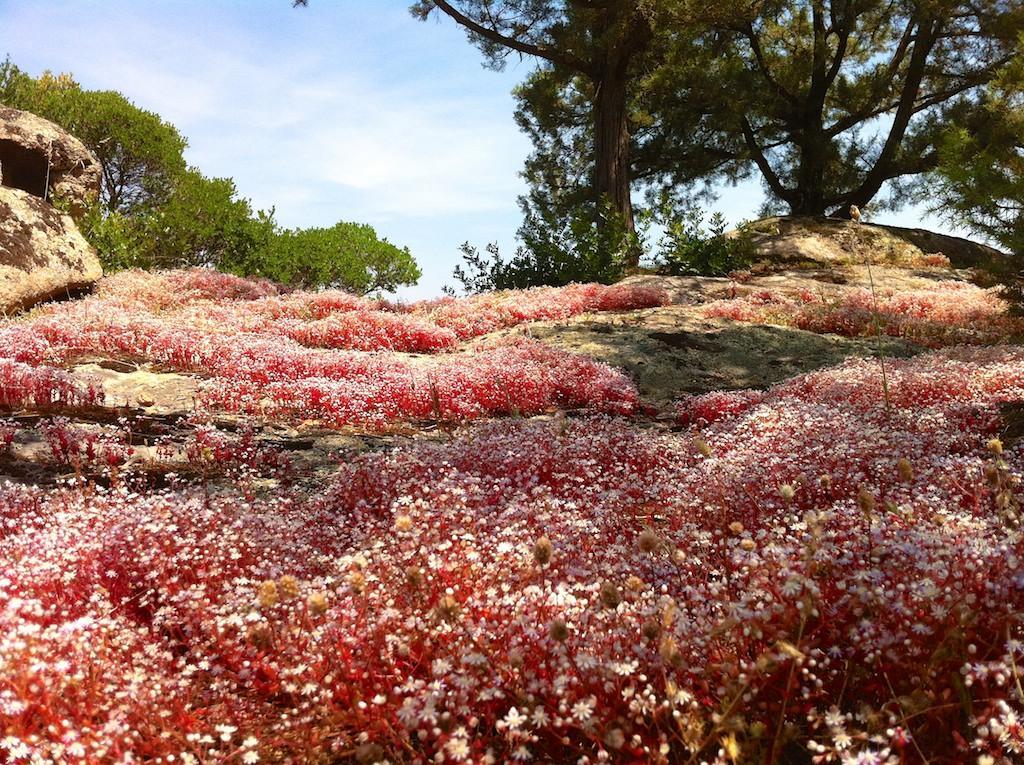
1, 262, 1023, 765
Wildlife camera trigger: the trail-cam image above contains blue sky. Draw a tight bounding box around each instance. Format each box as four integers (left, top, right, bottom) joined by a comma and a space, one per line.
1, 0, 957, 297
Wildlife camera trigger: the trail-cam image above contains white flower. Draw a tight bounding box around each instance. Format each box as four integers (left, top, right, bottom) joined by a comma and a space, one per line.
500, 707, 527, 731
572, 697, 596, 724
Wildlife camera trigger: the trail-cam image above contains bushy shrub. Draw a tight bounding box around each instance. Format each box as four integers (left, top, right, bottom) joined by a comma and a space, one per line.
653, 204, 754, 277
453, 201, 638, 293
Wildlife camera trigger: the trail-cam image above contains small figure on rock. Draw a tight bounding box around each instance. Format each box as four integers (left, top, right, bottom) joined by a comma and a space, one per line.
849, 204, 862, 223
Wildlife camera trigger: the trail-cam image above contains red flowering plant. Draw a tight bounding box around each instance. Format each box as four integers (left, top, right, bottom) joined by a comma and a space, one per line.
704, 282, 1024, 347
0, 346, 1022, 763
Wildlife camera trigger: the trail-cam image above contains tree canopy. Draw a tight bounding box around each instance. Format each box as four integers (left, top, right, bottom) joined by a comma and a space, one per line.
414, 0, 1023, 286
237, 222, 422, 294
635, 0, 1024, 217
411, 1, 677, 263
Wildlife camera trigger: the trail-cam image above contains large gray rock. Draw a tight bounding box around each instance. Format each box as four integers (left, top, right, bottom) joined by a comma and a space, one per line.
0, 186, 101, 313
0, 106, 101, 216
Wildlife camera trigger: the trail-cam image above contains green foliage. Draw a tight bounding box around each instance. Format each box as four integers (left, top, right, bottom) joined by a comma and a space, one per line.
927, 38, 1024, 256
139, 170, 276, 271
453, 200, 636, 293
926, 37, 1024, 308
653, 204, 753, 277
75, 206, 147, 271
241, 222, 421, 294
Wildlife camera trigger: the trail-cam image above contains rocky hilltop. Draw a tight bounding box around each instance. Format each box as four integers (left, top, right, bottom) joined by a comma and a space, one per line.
0, 216, 1013, 487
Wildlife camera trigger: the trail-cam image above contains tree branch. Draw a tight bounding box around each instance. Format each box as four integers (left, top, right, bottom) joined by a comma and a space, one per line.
741, 115, 795, 203
428, 1, 593, 74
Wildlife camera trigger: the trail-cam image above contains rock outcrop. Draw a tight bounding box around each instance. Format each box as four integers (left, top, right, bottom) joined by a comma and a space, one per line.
0, 106, 101, 215
0, 107, 103, 313
740, 216, 1005, 269
0, 186, 102, 313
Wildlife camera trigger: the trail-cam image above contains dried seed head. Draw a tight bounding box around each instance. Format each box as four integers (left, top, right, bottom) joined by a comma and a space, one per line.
394, 514, 413, 532
638, 528, 659, 553
642, 618, 662, 640
434, 594, 461, 623
348, 570, 367, 595
984, 462, 1000, 484
405, 566, 424, 588
897, 458, 914, 482
548, 618, 569, 642
247, 623, 272, 648
533, 535, 553, 565
721, 733, 741, 760
740, 538, 757, 552
306, 591, 328, 616
278, 574, 300, 600
598, 580, 622, 609
819, 474, 832, 489
659, 635, 683, 666
857, 485, 876, 515
988, 438, 1004, 455
779, 484, 796, 502
626, 575, 646, 592
728, 521, 745, 536
355, 743, 385, 764
694, 436, 713, 458
257, 579, 279, 609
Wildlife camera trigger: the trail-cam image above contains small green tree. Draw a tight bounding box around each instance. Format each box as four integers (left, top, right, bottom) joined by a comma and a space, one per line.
245, 222, 421, 294
654, 204, 754, 277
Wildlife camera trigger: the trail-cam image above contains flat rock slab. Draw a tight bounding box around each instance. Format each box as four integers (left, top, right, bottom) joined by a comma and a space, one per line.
72, 362, 202, 415
506, 305, 915, 402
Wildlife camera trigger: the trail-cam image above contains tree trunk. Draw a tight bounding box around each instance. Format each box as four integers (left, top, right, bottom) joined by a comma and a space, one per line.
592, 61, 638, 265
791, 126, 830, 216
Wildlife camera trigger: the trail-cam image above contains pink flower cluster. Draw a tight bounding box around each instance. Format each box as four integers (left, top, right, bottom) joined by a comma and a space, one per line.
80, 269, 668, 353
0, 358, 101, 410
0, 269, 660, 426
705, 282, 1022, 347
411, 282, 668, 339
2, 345, 1022, 763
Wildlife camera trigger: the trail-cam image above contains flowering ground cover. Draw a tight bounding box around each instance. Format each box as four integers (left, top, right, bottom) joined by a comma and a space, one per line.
704, 282, 1024, 348
2, 268, 1024, 764
1, 341, 1023, 763
0, 269, 663, 426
